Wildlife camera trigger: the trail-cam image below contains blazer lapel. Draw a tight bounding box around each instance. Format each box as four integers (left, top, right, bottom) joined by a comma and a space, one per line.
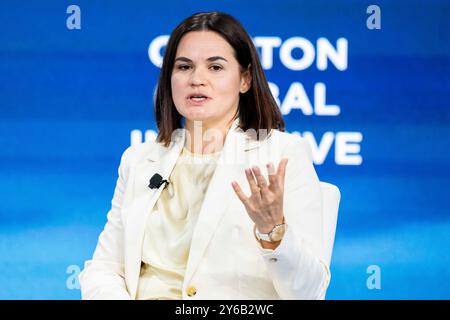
125, 128, 186, 299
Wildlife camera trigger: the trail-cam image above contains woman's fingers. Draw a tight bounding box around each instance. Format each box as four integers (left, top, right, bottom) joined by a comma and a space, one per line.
277, 158, 289, 186
231, 181, 249, 206
266, 162, 277, 188
245, 168, 261, 197
251, 166, 269, 195
234, 159, 289, 205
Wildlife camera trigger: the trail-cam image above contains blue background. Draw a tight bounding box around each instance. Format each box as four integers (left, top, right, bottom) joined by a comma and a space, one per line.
0, 0, 449, 299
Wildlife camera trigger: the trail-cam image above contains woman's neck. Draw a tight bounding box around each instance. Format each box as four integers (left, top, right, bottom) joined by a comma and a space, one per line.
184, 117, 235, 155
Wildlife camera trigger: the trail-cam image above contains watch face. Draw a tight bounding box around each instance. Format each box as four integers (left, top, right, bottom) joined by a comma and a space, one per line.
270, 224, 286, 242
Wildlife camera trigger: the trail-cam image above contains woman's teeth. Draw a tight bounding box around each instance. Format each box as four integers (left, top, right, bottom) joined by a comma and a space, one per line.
191, 96, 207, 101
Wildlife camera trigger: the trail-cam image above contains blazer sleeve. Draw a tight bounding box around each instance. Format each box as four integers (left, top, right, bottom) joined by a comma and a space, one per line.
78, 146, 133, 300
256, 137, 331, 300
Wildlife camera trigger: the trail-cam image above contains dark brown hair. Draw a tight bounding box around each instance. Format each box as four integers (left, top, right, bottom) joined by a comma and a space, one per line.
155, 11, 285, 146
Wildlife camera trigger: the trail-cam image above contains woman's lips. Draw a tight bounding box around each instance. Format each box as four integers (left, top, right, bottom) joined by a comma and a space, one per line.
186, 97, 211, 106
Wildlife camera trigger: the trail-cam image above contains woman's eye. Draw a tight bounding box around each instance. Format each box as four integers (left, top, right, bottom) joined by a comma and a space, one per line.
210, 65, 223, 71
177, 65, 191, 71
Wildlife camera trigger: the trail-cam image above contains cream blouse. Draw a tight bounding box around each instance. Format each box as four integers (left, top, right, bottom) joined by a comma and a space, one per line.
136, 146, 222, 300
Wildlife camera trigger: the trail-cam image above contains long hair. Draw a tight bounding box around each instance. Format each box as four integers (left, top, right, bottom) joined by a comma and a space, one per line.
155, 11, 285, 146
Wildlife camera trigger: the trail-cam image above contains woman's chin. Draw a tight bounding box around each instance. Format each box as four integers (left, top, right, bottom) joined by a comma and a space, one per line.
184, 110, 211, 122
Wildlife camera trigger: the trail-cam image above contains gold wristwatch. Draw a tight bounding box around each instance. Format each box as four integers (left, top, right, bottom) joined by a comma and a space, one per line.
253, 218, 287, 242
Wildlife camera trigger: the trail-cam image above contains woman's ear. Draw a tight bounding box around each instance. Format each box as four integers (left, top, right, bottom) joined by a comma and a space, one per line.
240, 64, 252, 94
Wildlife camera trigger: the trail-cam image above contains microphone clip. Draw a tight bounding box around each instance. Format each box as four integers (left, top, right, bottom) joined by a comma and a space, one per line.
148, 173, 169, 189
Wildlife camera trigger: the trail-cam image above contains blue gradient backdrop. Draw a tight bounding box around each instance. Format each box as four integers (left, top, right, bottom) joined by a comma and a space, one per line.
0, 0, 449, 299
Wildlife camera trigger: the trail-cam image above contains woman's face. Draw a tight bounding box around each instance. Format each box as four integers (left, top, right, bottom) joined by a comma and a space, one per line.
171, 31, 251, 129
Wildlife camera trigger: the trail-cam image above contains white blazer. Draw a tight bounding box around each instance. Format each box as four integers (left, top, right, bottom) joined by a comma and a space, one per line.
79, 119, 331, 300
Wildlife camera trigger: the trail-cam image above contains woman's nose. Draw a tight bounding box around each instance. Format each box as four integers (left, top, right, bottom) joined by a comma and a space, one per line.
189, 67, 207, 86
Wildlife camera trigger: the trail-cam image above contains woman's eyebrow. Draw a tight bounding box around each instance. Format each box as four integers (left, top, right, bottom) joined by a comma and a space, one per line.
206, 56, 228, 62
174, 56, 228, 63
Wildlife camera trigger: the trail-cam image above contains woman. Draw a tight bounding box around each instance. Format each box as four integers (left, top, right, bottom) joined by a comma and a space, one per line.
79, 11, 330, 300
